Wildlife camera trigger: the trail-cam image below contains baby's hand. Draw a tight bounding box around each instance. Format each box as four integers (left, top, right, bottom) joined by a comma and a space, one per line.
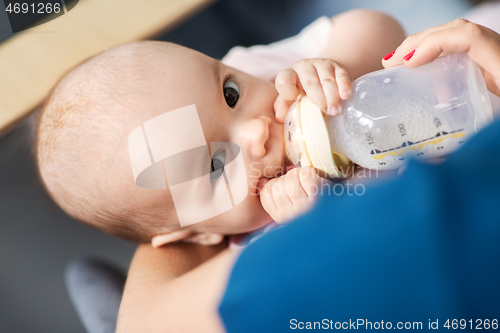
274, 58, 352, 123
259, 167, 325, 224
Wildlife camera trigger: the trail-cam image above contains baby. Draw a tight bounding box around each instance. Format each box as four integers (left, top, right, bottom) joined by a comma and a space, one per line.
35, 10, 405, 247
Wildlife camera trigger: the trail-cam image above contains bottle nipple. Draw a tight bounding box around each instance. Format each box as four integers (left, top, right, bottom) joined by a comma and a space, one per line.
284, 96, 352, 178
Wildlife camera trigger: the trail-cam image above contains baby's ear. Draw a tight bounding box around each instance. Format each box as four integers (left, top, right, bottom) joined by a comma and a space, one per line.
183, 232, 224, 246
151, 230, 224, 247
151, 230, 194, 248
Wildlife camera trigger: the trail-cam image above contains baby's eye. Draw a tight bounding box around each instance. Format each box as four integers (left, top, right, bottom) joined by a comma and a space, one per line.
210, 151, 225, 181
223, 80, 240, 108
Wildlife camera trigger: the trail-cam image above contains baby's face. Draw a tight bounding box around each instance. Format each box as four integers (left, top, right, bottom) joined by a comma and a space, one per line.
127, 44, 285, 234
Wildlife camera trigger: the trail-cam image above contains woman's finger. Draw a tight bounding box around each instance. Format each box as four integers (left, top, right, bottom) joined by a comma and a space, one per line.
405, 23, 500, 95
383, 18, 471, 68
406, 23, 500, 70
484, 71, 500, 98
382, 19, 500, 97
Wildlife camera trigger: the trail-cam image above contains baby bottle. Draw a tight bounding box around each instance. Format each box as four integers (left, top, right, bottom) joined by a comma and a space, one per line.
284, 53, 493, 178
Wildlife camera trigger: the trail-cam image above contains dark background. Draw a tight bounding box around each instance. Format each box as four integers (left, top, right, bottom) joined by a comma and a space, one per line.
0, 0, 474, 331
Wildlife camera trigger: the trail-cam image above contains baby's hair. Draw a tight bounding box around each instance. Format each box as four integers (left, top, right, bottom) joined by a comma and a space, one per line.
35, 41, 178, 242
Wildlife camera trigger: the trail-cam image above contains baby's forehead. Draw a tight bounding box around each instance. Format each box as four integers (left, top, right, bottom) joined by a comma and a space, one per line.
85, 42, 216, 89
125, 44, 218, 99
124, 52, 223, 129
68, 42, 217, 126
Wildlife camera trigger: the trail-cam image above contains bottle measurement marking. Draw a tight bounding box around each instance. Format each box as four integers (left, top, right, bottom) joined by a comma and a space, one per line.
371, 129, 465, 160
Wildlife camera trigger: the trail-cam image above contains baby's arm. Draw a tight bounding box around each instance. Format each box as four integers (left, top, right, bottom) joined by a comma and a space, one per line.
274, 10, 406, 122
319, 9, 406, 81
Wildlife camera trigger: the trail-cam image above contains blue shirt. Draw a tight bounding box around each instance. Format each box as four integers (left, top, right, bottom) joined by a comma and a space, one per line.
219, 119, 500, 332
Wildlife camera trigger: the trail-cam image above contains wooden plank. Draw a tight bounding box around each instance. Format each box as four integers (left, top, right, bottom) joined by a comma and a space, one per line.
0, 0, 215, 136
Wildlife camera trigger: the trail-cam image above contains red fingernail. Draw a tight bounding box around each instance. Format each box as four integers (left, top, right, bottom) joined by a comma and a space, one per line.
383, 50, 395, 61
403, 50, 415, 61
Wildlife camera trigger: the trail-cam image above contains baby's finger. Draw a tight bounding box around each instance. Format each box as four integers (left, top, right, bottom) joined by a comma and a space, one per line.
299, 167, 322, 198
316, 64, 340, 116
275, 68, 301, 105
273, 95, 290, 124
334, 64, 352, 101
260, 179, 277, 217
284, 168, 309, 209
293, 62, 327, 112
271, 177, 293, 212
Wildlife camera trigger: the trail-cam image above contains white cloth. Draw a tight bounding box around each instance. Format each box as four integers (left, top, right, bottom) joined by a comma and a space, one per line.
222, 16, 332, 81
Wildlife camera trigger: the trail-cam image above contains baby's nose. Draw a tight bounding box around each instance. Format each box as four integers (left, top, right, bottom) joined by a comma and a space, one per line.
240, 116, 271, 159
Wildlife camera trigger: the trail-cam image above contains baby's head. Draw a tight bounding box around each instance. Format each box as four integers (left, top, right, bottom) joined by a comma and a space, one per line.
36, 41, 285, 245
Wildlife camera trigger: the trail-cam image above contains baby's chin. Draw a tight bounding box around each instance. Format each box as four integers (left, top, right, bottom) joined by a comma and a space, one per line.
189, 195, 273, 235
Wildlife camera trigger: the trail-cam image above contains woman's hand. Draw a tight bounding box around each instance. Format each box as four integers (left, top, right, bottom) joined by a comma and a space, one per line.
273, 58, 352, 123
382, 18, 500, 97
259, 167, 325, 224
